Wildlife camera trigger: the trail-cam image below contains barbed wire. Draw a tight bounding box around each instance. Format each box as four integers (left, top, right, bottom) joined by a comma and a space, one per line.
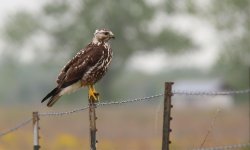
0, 94, 163, 136
0, 118, 32, 137
97, 93, 163, 107
173, 89, 250, 96
192, 143, 250, 150
38, 93, 163, 117
0, 88, 250, 138
39, 106, 89, 117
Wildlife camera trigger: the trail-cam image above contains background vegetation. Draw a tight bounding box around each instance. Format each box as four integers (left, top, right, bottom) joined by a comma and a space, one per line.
1, 0, 249, 105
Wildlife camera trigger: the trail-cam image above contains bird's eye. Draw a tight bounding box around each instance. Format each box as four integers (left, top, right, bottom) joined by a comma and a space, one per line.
104, 32, 109, 35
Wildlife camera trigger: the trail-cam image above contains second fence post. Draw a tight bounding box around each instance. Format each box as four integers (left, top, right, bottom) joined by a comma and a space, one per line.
89, 95, 98, 150
33, 112, 40, 150
162, 82, 174, 150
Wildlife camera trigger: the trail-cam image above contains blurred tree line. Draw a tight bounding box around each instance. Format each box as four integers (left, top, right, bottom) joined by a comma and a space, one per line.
205, 0, 250, 100
209, 0, 250, 90
0, 0, 249, 104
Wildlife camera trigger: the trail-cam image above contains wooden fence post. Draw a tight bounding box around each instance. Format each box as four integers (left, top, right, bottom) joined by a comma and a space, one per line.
89, 96, 98, 150
162, 82, 174, 150
249, 67, 250, 143
33, 112, 40, 150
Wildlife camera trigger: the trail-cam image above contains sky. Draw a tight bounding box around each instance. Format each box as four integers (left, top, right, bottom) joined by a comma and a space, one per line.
0, 0, 45, 21
0, 0, 220, 74
0, 0, 47, 56
128, 12, 220, 73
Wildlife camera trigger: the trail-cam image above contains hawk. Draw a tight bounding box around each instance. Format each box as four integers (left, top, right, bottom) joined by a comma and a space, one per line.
41, 29, 115, 107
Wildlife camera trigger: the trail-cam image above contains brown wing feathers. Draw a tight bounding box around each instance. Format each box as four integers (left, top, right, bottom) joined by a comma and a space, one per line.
41, 44, 104, 106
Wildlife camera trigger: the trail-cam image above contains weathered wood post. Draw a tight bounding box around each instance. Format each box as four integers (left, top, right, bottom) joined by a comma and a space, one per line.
249, 67, 250, 143
162, 82, 174, 150
33, 112, 40, 150
89, 94, 98, 150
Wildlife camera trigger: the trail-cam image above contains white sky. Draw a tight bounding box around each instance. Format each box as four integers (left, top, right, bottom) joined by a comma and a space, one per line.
0, 0, 47, 57
128, 12, 220, 73
0, 0, 220, 74
0, 0, 45, 21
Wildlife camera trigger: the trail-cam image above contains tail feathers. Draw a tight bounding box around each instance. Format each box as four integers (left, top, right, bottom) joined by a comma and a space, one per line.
47, 94, 61, 107
41, 87, 60, 103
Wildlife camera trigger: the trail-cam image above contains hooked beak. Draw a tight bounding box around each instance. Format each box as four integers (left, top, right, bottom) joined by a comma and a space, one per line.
110, 35, 115, 39
110, 33, 115, 39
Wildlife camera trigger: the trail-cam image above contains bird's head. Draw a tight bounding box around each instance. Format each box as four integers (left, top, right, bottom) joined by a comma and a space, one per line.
93, 29, 115, 43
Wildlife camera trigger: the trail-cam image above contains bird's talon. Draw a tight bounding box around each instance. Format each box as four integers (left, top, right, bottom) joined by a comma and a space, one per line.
88, 85, 100, 102
94, 92, 99, 97
88, 92, 99, 102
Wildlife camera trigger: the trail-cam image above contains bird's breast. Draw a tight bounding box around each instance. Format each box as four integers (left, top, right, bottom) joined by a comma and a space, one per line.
82, 45, 113, 85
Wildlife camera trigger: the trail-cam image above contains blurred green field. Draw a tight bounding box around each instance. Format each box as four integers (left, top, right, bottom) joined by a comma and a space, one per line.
0, 103, 249, 150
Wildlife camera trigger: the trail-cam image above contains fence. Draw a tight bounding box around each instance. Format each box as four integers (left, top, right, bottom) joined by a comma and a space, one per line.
0, 82, 250, 150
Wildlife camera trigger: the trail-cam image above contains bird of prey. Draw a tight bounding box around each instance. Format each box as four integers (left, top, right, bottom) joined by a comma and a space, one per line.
41, 29, 115, 107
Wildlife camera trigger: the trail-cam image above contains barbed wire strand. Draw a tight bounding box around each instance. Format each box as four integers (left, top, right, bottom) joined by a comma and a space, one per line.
192, 143, 250, 150
0, 118, 32, 137
173, 89, 250, 96
97, 93, 163, 107
39, 106, 89, 116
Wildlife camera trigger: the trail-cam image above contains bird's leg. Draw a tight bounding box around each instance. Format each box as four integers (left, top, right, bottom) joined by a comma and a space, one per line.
88, 85, 99, 102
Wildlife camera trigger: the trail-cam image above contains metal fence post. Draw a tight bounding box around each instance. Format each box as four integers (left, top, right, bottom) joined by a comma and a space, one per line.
89, 95, 98, 150
33, 112, 40, 150
162, 82, 174, 150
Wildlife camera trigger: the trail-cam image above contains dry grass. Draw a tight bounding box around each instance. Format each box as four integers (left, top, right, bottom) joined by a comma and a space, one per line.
0, 102, 249, 150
